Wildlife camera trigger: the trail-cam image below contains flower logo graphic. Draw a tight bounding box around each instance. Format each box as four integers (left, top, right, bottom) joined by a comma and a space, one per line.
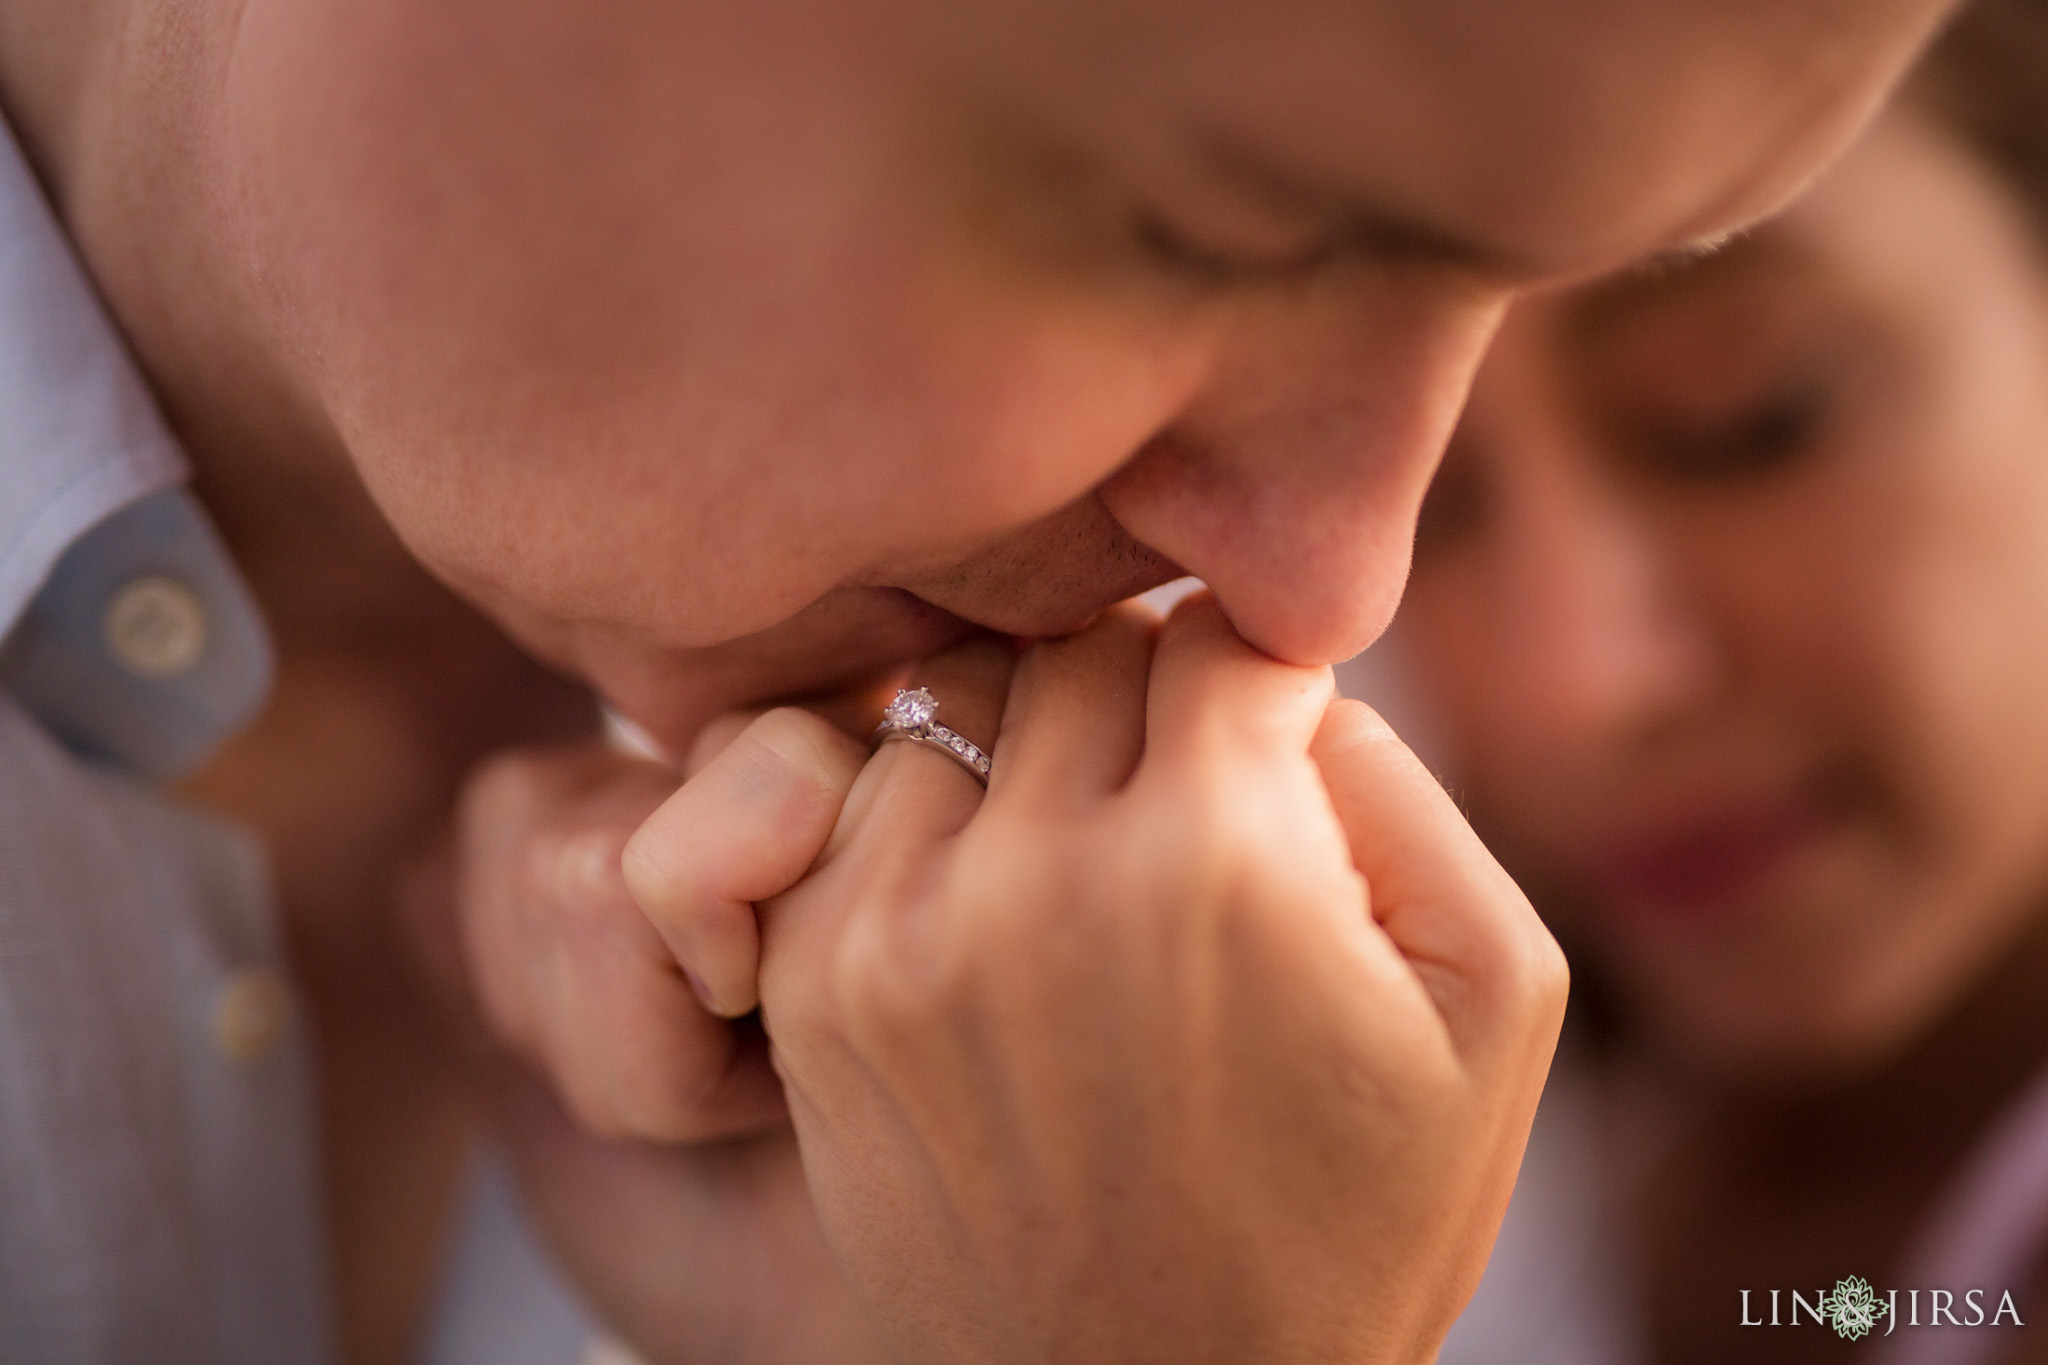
1819, 1276, 1888, 1341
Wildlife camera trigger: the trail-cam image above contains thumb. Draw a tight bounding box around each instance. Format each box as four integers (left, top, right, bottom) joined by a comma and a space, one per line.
624, 707, 868, 1016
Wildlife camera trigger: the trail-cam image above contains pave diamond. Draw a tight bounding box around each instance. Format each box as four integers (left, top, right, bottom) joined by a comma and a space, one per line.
885, 686, 938, 730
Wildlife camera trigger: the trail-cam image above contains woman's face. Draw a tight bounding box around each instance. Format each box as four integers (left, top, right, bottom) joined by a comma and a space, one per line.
1398, 110, 2048, 1076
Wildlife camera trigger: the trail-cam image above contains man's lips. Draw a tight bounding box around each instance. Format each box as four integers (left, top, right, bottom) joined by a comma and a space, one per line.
883, 589, 1141, 646
1586, 795, 1832, 924
883, 534, 1189, 642
608, 560, 1193, 758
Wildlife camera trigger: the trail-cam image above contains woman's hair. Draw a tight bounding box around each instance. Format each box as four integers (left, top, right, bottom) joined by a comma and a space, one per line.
1911, 0, 2048, 233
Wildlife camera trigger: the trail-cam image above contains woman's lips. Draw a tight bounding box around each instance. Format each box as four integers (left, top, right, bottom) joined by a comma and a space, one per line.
1587, 797, 1831, 924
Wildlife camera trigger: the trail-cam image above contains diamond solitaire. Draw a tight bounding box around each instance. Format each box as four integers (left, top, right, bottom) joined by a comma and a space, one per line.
874, 686, 991, 786
885, 686, 938, 730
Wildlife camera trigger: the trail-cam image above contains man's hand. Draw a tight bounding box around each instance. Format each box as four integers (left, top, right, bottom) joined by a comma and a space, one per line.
487, 1067, 893, 1365
745, 596, 1568, 1363
453, 706, 865, 1141
445, 713, 894, 1364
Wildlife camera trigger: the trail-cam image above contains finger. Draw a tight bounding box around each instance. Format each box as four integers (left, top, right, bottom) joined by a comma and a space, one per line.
624, 707, 868, 1017
681, 709, 764, 778
990, 603, 1155, 807
1143, 593, 1334, 775
755, 639, 1013, 1044
456, 745, 787, 1140
531, 819, 790, 1138
457, 747, 646, 1059
536, 863, 790, 1146
839, 636, 1014, 851
679, 677, 901, 780
1310, 698, 1568, 1064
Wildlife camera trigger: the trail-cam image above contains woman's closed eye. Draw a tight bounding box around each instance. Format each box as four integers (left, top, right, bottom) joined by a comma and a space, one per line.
1570, 254, 1859, 489
1621, 372, 1836, 485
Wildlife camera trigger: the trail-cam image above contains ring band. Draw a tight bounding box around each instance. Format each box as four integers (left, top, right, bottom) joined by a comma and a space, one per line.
873, 687, 991, 786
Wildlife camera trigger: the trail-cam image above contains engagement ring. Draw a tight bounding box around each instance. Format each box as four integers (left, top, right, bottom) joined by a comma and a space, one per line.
873, 686, 991, 786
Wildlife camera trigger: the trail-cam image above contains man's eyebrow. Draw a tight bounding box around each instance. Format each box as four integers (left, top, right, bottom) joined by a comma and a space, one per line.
1563, 227, 1799, 341
1191, 130, 1539, 278
1636, 227, 1743, 272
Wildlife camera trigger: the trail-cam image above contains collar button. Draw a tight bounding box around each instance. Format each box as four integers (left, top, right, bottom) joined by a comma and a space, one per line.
103, 575, 209, 677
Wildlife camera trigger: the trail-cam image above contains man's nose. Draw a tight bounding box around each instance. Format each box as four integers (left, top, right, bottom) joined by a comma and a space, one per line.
1097, 268, 1507, 666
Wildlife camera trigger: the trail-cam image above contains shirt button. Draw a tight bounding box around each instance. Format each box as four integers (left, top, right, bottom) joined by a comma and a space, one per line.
212, 967, 290, 1065
103, 575, 209, 677
581, 1336, 653, 1365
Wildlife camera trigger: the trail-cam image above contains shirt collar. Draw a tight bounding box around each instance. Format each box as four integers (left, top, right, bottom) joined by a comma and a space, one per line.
0, 118, 190, 636
0, 117, 272, 777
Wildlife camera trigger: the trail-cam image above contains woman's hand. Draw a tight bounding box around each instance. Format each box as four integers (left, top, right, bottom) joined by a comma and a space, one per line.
747, 595, 1568, 1363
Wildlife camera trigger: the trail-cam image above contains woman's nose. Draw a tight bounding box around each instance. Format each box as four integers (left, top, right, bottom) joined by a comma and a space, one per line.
1484, 450, 1710, 750
1098, 268, 1507, 666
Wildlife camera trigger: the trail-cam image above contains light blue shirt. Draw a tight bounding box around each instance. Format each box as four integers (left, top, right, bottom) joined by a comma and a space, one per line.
0, 117, 598, 1364
0, 116, 331, 1362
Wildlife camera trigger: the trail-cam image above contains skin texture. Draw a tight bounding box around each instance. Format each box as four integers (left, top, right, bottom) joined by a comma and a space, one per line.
2, 0, 1948, 747
1394, 108, 2048, 1364
752, 601, 1564, 1363
0, 0, 1961, 1358
467, 602, 1567, 1364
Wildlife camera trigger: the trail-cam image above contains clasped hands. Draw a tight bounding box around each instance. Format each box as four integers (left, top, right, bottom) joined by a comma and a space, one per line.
453, 595, 1567, 1365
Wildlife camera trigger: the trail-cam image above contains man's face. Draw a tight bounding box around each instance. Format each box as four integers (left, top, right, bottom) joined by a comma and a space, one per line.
206, 0, 1944, 746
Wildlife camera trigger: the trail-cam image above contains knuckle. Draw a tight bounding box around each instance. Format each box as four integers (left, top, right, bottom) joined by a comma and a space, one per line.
1141, 785, 1254, 910
1481, 892, 1571, 1033
459, 750, 557, 832
508, 831, 590, 940
824, 873, 986, 1067
621, 832, 734, 950
749, 707, 864, 791
540, 825, 633, 928
946, 821, 1080, 951
767, 971, 849, 1093
1524, 923, 1572, 1023
619, 815, 690, 913
621, 789, 729, 916
827, 905, 919, 1051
